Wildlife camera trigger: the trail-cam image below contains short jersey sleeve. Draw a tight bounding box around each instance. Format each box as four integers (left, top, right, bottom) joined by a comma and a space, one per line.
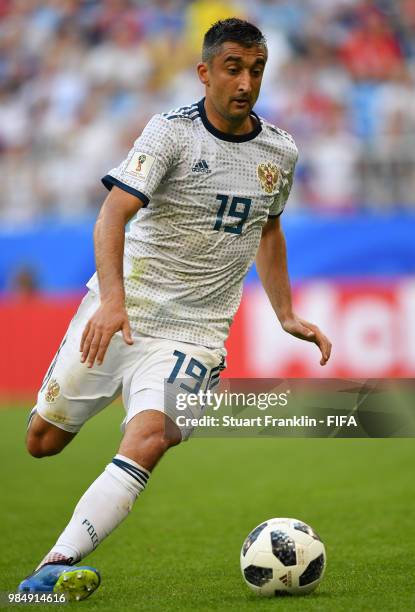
268, 145, 298, 218
102, 114, 178, 206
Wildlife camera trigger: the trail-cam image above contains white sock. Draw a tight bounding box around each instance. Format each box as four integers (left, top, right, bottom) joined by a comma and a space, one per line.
37, 455, 150, 569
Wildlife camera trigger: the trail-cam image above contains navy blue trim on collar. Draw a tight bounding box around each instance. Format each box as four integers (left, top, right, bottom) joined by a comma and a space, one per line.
102, 175, 149, 207
197, 98, 262, 143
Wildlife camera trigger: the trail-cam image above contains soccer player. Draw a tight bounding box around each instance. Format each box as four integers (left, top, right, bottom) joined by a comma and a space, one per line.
19, 18, 331, 600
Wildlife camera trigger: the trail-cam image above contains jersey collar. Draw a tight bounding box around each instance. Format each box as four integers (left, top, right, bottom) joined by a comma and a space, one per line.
197, 98, 262, 143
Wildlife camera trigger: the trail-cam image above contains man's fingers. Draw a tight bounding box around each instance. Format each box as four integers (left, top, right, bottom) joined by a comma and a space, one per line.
80, 310, 132, 367
289, 317, 332, 367
122, 320, 134, 346
80, 327, 94, 363
301, 321, 331, 365
95, 334, 113, 366
322, 336, 332, 363
80, 321, 91, 353
323, 338, 332, 365
85, 332, 103, 368
314, 332, 332, 366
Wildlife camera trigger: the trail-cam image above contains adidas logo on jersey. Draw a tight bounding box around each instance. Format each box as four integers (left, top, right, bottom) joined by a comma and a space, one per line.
192, 159, 211, 173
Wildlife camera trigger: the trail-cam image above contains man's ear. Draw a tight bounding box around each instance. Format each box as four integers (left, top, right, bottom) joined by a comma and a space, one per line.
197, 62, 210, 86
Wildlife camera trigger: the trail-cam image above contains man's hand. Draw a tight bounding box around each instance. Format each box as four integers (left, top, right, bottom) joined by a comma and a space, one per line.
80, 300, 133, 368
280, 315, 332, 366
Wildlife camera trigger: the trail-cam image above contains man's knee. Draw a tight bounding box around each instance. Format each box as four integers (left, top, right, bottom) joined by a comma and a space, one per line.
119, 410, 182, 471
26, 413, 76, 458
135, 418, 181, 456
26, 431, 58, 458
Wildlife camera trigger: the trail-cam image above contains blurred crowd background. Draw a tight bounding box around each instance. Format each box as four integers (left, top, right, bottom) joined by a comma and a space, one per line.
1, 0, 415, 224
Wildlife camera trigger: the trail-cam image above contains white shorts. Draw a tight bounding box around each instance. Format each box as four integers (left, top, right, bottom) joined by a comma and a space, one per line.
34, 291, 226, 440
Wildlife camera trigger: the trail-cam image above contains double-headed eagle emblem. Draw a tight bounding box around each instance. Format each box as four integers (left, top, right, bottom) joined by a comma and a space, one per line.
257, 162, 279, 194
45, 378, 60, 403
257, 162, 292, 198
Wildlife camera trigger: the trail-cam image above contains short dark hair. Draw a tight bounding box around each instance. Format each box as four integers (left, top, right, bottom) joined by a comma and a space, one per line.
202, 18, 267, 63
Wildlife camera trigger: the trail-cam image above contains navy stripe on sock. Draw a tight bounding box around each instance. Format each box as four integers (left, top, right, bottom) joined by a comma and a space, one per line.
112, 462, 147, 488
112, 458, 149, 480
112, 458, 149, 482
123, 467, 147, 489
112, 458, 149, 488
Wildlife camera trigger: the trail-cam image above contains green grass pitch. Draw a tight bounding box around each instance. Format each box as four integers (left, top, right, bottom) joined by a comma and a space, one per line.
1, 404, 414, 611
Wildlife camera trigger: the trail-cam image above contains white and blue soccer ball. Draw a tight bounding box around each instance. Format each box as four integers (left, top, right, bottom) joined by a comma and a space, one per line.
240, 517, 326, 596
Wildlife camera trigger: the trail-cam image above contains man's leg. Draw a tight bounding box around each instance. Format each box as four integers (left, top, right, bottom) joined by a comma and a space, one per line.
36, 410, 181, 568
25, 291, 124, 462
118, 408, 182, 470
20, 333, 222, 597
26, 414, 77, 458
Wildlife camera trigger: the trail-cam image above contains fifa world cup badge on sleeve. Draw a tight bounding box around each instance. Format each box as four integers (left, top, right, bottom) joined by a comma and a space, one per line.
126, 152, 155, 180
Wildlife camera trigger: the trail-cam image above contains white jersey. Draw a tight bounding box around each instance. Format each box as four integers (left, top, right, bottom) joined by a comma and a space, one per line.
87, 99, 298, 348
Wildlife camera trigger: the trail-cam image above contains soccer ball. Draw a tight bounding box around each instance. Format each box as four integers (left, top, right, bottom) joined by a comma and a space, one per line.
240, 517, 326, 596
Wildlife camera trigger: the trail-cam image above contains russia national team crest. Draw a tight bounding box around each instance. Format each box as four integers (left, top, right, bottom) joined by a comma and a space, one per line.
45, 378, 60, 403
257, 162, 280, 194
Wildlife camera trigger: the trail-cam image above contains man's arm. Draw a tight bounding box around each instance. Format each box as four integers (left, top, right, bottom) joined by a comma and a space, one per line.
256, 216, 332, 366
80, 185, 144, 368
